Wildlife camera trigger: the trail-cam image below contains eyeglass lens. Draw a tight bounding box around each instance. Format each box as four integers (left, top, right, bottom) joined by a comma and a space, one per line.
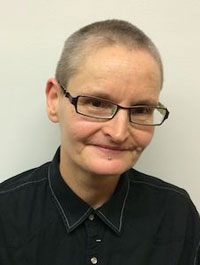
76, 96, 166, 125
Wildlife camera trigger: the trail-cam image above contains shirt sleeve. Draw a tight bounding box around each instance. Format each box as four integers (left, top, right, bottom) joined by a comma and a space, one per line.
178, 199, 200, 265
195, 242, 200, 265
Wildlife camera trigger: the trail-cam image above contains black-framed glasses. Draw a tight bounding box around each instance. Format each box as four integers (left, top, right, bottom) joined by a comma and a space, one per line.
59, 84, 169, 126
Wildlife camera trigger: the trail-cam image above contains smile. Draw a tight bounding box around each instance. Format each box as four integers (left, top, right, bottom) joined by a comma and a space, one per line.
93, 144, 130, 155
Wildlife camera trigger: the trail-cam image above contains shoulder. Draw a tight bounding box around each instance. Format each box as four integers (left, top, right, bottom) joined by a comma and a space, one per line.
126, 169, 200, 263
126, 168, 200, 224
0, 161, 55, 247
126, 167, 200, 230
0, 162, 50, 195
127, 167, 190, 199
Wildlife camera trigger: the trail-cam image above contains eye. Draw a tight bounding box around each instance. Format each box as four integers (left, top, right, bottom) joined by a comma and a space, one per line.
90, 99, 104, 107
81, 97, 112, 109
77, 96, 116, 118
131, 106, 154, 115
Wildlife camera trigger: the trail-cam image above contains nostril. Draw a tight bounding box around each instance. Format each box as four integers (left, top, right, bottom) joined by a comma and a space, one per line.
101, 118, 130, 143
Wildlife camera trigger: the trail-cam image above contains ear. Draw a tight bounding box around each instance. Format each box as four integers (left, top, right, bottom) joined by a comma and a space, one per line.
45, 78, 60, 123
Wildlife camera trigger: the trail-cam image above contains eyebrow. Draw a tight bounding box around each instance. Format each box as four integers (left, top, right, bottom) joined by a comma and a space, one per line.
82, 91, 158, 106
131, 99, 159, 106
82, 91, 114, 101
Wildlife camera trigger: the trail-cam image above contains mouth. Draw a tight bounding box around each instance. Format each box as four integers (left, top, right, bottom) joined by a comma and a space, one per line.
93, 144, 131, 153
100, 145, 126, 151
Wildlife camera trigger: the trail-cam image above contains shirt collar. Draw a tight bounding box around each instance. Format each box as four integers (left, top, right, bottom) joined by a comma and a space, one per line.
48, 147, 130, 236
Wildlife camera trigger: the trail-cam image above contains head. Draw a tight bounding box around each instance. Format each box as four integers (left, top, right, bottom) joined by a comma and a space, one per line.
46, 19, 166, 178
55, 19, 163, 89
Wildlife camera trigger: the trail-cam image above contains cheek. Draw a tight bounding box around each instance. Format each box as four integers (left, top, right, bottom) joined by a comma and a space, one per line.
60, 116, 101, 147
132, 127, 154, 149
58, 105, 82, 143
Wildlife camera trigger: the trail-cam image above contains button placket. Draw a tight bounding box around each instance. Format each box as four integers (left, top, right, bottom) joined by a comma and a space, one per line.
85, 213, 105, 265
88, 214, 95, 221
91, 256, 98, 264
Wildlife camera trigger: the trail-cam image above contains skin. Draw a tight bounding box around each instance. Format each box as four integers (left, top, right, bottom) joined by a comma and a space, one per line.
46, 45, 161, 209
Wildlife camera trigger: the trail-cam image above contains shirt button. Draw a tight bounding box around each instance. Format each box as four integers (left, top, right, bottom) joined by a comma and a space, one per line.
91, 257, 98, 264
89, 214, 95, 221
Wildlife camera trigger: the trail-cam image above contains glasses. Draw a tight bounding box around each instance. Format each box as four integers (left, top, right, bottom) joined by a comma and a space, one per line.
60, 84, 169, 126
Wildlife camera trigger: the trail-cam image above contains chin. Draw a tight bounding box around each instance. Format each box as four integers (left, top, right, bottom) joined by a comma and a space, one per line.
85, 159, 133, 177
83, 147, 142, 176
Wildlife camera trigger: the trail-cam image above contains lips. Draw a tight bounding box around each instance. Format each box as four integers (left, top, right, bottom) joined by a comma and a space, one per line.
92, 144, 132, 152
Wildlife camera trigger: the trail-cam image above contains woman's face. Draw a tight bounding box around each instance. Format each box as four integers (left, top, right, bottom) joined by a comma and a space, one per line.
54, 46, 161, 177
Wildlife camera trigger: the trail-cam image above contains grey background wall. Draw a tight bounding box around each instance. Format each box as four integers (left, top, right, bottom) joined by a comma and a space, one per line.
1, 0, 199, 210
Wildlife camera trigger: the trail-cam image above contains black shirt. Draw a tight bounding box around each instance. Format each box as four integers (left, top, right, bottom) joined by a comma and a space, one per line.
0, 148, 200, 265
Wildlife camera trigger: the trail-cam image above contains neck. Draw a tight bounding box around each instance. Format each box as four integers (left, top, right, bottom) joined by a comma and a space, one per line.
59, 150, 120, 209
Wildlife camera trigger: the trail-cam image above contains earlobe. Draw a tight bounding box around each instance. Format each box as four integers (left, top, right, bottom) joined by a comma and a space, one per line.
45, 78, 60, 123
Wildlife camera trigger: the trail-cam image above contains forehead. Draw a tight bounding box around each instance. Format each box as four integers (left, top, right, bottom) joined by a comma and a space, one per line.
68, 46, 161, 105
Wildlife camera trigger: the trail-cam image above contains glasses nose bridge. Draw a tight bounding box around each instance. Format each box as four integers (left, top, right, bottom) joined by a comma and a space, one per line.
113, 103, 131, 121
103, 103, 130, 143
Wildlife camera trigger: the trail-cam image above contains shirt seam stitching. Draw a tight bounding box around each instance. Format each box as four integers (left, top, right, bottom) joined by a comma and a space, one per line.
132, 178, 200, 265
194, 239, 200, 265
98, 178, 130, 232
48, 167, 71, 228
131, 180, 188, 198
0, 178, 47, 194
48, 166, 91, 230
119, 177, 130, 231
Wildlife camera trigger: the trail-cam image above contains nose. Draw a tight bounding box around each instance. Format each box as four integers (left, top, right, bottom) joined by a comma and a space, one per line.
101, 109, 130, 143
